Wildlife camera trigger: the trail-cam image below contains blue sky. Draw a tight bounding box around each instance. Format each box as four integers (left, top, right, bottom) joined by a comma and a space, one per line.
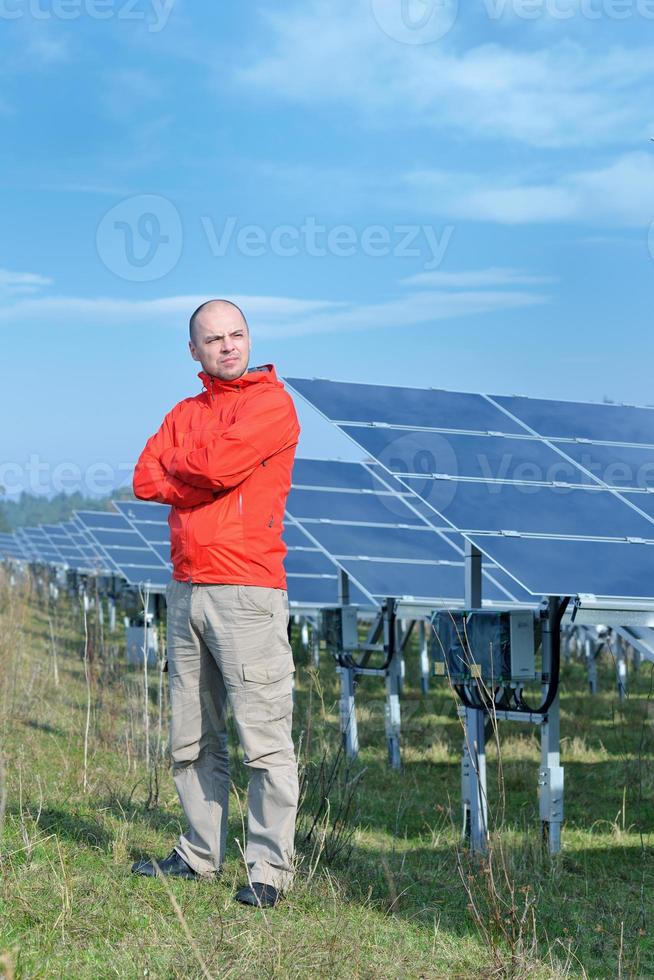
1, 0, 654, 498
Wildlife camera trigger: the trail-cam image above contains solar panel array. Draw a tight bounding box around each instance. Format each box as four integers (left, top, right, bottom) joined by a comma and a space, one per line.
3, 380, 654, 608
286, 379, 654, 603
287, 458, 531, 608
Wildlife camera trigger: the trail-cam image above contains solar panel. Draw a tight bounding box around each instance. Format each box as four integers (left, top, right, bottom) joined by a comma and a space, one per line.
489, 393, 654, 445
286, 458, 528, 607
112, 497, 368, 608
20, 526, 63, 564
286, 379, 654, 603
0, 532, 26, 560
75, 509, 170, 588
288, 378, 524, 433
113, 500, 171, 564
40, 523, 89, 570
341, 426, 598, 485
469, 535, 654, 602
400, 477, 654, 539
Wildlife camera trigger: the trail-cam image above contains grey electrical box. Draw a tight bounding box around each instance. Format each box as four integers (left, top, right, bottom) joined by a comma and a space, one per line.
431, 609, 539, 683
322, 605, 359, 654
509, 611, 536, 680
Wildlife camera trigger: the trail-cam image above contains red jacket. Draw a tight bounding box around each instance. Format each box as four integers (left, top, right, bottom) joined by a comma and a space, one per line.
132, 364, 300, 588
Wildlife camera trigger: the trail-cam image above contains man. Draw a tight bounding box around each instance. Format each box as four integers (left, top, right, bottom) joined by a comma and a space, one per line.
130, 299, 300, 909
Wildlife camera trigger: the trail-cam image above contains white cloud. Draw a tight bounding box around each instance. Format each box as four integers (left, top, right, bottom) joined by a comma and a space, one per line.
236, 0, 654, 147
0, 268, 54, 296
401, 267, 556, 287
0, 283, 548, 336
404, 152, 654, 224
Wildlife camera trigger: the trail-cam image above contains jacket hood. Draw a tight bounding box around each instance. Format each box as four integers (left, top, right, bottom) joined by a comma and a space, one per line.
198, 363, 282, 393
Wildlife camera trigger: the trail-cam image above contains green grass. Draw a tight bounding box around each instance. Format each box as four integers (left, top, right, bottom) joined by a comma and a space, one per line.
1, 576, 654, 978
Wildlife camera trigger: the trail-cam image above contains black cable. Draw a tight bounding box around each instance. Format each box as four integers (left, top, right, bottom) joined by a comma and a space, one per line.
517, 597, 570, 715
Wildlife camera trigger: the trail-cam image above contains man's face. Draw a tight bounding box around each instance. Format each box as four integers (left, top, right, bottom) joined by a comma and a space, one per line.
189, 310, 251, 381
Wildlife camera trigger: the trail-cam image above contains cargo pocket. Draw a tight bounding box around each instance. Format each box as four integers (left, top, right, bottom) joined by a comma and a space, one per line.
242, 654, 295, 724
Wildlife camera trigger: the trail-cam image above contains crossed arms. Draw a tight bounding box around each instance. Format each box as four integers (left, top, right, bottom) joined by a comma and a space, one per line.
133, 388, 299, 509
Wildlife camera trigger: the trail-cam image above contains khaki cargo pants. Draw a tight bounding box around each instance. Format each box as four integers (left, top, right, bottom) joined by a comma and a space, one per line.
166, 580, 298, 890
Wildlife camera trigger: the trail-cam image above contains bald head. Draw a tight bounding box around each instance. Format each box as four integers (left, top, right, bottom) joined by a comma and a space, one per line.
189, 299, 249, 343
188, 299, 251, 381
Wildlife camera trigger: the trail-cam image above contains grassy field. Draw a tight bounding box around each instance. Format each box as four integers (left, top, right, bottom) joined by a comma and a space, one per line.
1, 571, 653, 978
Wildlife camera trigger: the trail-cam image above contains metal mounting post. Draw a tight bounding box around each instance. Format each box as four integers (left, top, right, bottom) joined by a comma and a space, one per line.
107, 594, 117, 633
613, 630, 627, 700
585, 628, 598, 695
465, 540, 482, 609
339, 664, 359, 760
419, 619, 429, 694
337, 570, 358, 759
462, 705, 488, 853
311, 619, 321, 667
384, 598, 401, 770
461, 540, 486, 849
539, 597, 564, 854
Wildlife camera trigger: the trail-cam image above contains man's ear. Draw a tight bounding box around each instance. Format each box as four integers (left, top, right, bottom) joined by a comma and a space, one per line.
189, 340, 200, 362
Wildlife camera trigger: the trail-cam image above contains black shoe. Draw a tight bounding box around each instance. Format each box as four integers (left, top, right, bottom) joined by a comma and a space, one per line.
131, 849, 199, 880
235, 882, 280, 908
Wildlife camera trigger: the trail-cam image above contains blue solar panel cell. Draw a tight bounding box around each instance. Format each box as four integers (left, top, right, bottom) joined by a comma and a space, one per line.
283, 523, 312, 548
339, 559, 510, 602
115, 500, 170, 523
491, 394, 654, 445
92, 529, 144, 548
285, 549, 338, 576
287, 378, 525, 433
150, 543, 172, 563
77, 511, 132, 531
342, 427, 589, 485
287, 487, 425, 526
293, 457, 381, 490
471, 536, 654, 600
286, 575, 371, 607
552, 441, 654, 490
300, 522, 460, 562
116, 565, 171, 589
402, 477, 654, 539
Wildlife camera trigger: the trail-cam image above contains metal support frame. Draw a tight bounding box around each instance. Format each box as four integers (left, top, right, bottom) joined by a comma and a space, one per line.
458, 549, 565, 855
539, 597, 564, 854
107, 594, 117, 633
384, 598, 401, 770
337, 570, 359, 758
419, 619, 430, 694
612, 630, 627, 700
339, 662, 359, 760
587, 631, 599, 695
462, 705, 488, 853
464, 540, 482, 610
311, 619, 321, 667
461, 541, 488, 851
